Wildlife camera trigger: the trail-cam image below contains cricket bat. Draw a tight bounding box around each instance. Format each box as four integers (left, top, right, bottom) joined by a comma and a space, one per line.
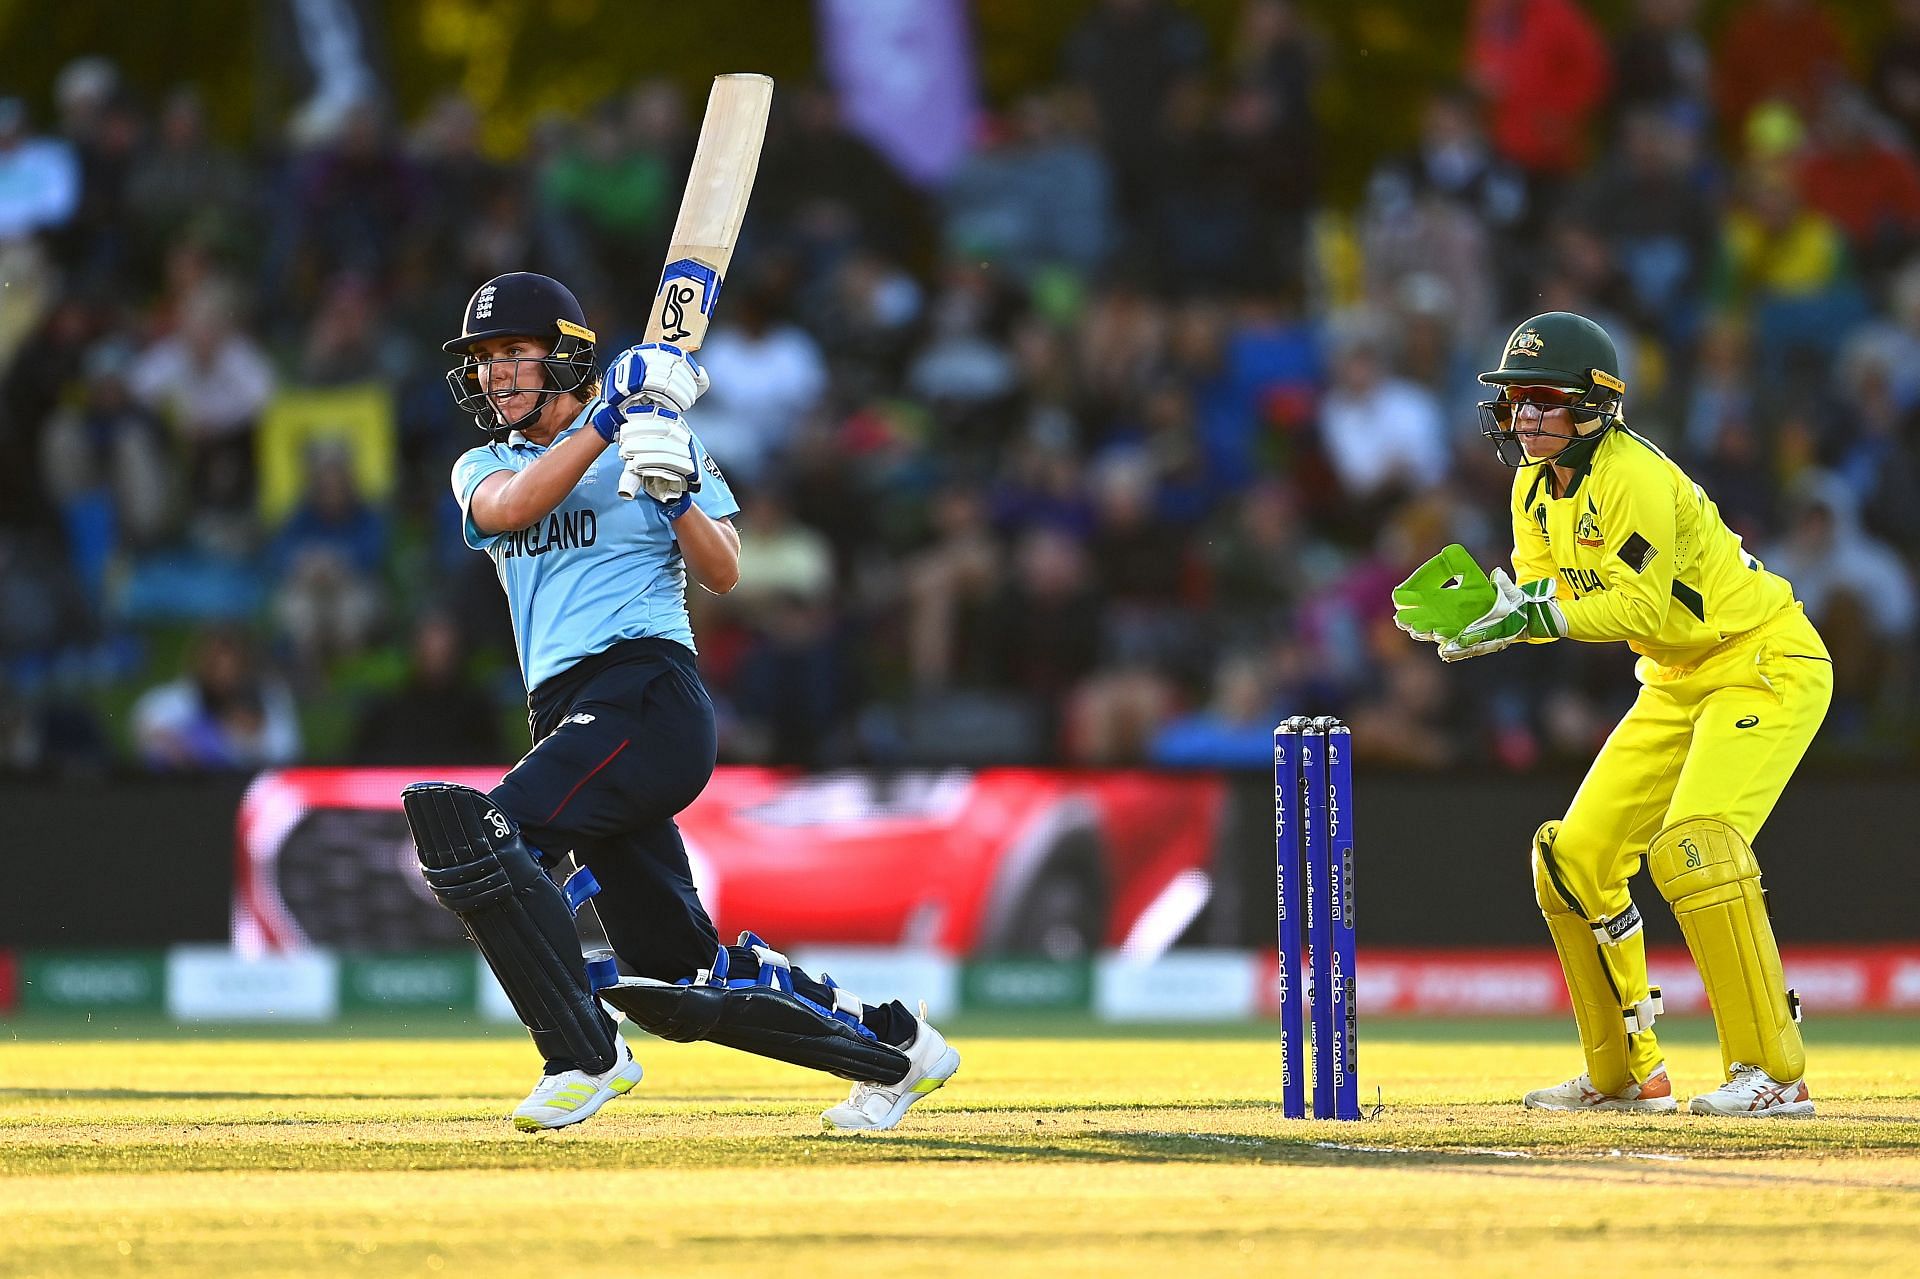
619, 72, 775, 500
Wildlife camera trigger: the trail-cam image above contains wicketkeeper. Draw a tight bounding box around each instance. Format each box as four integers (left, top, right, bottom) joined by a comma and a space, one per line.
1393, 311, 1829, 1117
408, 272, 959, 1132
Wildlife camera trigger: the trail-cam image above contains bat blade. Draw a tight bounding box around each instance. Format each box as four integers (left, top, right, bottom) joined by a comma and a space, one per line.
643, 72, 774, 352
621, 73, 773, 500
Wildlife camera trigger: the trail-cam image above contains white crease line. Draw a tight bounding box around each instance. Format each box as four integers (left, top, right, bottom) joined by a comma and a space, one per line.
1314, 1142, 1690, 1163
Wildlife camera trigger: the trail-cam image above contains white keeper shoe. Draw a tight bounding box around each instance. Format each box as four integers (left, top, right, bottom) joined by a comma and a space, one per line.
512, 1034, 644, 1132
822, 1005, 960, 1132
1688, 1062, 1814, 1117
1523, 1063, 1677, 1112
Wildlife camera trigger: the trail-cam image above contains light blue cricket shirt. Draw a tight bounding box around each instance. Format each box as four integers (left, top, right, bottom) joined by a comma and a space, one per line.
451, 406, 741, 691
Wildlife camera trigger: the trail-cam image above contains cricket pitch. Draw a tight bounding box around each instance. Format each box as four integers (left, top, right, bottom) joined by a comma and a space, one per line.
4, 1015, 1916, 1277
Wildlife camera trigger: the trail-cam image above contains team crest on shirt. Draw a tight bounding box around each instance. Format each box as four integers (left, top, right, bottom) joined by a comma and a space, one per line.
1508, 329, 1545, 359
1576, 507, 1603, 547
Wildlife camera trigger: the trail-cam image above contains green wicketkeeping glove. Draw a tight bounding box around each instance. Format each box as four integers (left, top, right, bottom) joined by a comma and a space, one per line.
1438, 569, 1567, 662
1393, 545, 1498, 642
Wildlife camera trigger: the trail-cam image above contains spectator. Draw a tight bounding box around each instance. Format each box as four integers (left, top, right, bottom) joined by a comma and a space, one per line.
905, 486, 1002, 690
1610, 0, 1712, 124
0, 97, 78, 241
1228, 0, 1322, 203
1063, 0, 1208, 219
128, 278, 275, 523
0, 531, 96, 675
299, 272, 411, 386
1580, 107, 1719, 342
1467, 0, 1611, 182
267, 95, 420, 324
1763, 471, 1917, 733
981, 528, 1101, 746
269, 442, 387, 671
1793, 87, 1920, 277
51, 56, 141, 290
756, 82, 924, 265
350, 613, 504, 765
1316, 314, 1449, 503
125, 87, 252, 285
1149, 651, 1278, 768
1366, 88, 1529, 238
131, 626, 301, 770
1201, 479, 1315, 648
1713, 0, 1849, 131
1763, 471, 1917, 647
1843, 258, 1920, 412
1872, 0, 1920, 148
692, 280, 830, 485
1362, 90, 1509, 334
943, 90, 1113, 281
1715, 161, 1867, 372
39, 337, 174, 584
1680, 315, 1759, 458
540, 82, 681, 298
906, 267, 1021, 436
1830, 339, 1920, 550
728, 488, 835, 610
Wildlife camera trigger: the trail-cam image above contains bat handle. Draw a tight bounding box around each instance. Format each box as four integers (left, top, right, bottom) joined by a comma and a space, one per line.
618, 459, 644, 501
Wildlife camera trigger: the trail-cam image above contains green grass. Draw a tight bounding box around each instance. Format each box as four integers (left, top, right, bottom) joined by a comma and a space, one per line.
3, 1017, 1917, 1277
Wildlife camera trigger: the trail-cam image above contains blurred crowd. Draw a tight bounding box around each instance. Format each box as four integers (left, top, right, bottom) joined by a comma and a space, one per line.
3, 0, 1918, 775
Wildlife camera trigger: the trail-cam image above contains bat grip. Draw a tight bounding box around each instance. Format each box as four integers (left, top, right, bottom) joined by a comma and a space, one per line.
618, 460, 644, 501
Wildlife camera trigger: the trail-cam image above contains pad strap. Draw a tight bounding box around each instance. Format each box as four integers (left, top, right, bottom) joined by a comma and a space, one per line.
602, 978, 910, 1084
563, 866, 602, 914
1622, 985, 1664, 1035
1589, 903, 1644, 946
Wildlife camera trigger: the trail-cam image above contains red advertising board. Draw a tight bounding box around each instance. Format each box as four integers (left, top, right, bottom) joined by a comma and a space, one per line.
235, 766, 1228, 959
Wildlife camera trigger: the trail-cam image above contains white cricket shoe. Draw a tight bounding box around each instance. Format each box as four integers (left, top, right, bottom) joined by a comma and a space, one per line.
1688, 1063, 1814, 1117
512, 1035, 643, 1132
822, 1006, 960, 1132
1523, 1063, 1677, 1112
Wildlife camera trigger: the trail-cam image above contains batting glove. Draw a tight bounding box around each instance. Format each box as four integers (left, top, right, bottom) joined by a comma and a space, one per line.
618, 410, 701, 518
589, 343, 710, 441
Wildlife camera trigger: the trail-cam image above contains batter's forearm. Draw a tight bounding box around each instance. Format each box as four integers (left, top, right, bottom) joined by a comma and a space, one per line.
471, 430, 607, 534
675, 509, 740, 594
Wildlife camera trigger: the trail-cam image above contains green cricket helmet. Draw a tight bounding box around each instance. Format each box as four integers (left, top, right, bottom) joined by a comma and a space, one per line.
1476, 311, 1626, 467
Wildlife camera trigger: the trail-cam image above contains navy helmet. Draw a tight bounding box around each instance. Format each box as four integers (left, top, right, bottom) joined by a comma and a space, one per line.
443, 272, 599, 435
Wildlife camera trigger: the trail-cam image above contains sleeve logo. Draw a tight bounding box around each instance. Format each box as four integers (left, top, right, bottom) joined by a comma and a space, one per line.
1617, 531, 1658, 573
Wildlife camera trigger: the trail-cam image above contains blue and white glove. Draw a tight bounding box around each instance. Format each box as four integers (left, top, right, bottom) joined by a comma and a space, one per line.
588, 343, 710, 442
618, 408, 701, 517
1437, 569, 1566, 662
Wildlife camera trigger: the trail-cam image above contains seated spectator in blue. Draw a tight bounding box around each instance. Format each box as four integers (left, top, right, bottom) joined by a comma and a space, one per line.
0, 97, 78, 242
1149, 652, 1278, 768
131, 625, 300, 770
350, 612, 503, 766
270, 442, 387, 670
40, 337, 175, 593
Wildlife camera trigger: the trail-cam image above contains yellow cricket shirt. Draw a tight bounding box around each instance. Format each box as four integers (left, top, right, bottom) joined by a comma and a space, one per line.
1508, 425, 1797, 668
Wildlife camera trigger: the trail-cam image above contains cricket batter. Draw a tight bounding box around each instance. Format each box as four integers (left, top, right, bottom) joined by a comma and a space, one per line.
1393, 312, 1829, 1116
406, 272, 959, 1132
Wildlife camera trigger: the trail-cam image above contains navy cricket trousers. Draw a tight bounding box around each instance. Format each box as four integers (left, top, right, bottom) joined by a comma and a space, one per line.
490, 637, 722, 982
489, 636, 917, 1054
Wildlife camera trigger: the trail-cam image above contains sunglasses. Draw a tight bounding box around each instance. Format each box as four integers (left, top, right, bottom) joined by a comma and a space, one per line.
1499, 385, 1583, 405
